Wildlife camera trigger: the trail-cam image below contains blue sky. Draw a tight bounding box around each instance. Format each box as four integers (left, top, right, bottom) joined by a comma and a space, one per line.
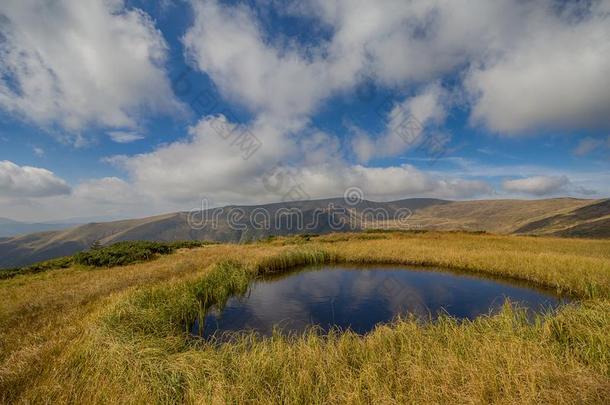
0, 0, 609, 222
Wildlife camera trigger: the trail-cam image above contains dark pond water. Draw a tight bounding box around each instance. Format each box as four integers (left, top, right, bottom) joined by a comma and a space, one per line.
192, 265, 570, 340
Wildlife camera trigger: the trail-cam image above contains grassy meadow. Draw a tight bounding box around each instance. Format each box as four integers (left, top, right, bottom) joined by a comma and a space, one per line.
1, 232, 609, 404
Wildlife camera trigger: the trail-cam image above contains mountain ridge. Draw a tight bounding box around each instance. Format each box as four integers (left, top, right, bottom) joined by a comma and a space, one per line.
1, 197, 608, 269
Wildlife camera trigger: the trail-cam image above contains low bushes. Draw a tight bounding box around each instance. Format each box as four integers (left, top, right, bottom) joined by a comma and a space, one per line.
0, 256, 73, 279
73, 241, 208, 267
0, 240, 211, 279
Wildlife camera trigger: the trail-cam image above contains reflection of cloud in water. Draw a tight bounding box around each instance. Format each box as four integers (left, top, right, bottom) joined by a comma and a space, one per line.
247, 271, 345, 328
200, 265, 568, 339
379, 275, 429, 319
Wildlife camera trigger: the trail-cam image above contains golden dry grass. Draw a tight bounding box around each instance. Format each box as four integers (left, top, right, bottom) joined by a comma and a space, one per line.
1, 232, 609, 404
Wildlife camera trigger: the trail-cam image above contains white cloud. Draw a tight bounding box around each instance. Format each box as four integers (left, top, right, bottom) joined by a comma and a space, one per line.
426, 157, 610, 198
464, 1, 610, 134
183, 0, 335, 120
352, 83, 449, 162
109, 115, 296, 202
184, 0, 610, 136
183, 0, 468, 122
108, 131, 145, 144
2, 0, 608, 221
32, 146, 45, 157
104, 115, 492, 207
72, 177, 141, 205
502, 175, 569, 196
295, 164, 492, 201
0, 0, 180, 140
0, 160, 70, 198
0, 175, 159, 222
317, 0, 610, 134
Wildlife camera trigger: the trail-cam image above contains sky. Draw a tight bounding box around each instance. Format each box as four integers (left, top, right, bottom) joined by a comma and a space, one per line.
0, 0, 609, 222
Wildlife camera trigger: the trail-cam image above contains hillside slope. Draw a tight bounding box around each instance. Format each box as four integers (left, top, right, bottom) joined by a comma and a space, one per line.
405, 198, 604, 234
1, 197, 608, 268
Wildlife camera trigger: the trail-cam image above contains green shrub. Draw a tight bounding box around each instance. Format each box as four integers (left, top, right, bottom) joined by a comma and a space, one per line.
0, 240, 212, 279
0, 256, 73, 280
73, 241, 209, 267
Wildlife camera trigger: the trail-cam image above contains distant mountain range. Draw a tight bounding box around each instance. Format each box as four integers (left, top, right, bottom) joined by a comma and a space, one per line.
0, 218, 75, 238
0, 215, 123, 238
1, 197, 609, 269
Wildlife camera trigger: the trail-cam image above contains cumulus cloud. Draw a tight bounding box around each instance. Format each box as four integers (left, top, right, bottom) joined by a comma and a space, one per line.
0, 175, 160, 222
104, 115, 492, 206
0, 0, 180, 139
184, 0, 610, 135
321, 0, 610, 135
3, 0, 608, 220
352, 83, 450, 162
466, 1, 610, 133
502, 175, 569, 196
0, 160, 71, 198
183, 0, 469, 121
73, 177, 136, 203
294, 164, 492, 201
108, 115, 296, 204
183, 0, 335, 120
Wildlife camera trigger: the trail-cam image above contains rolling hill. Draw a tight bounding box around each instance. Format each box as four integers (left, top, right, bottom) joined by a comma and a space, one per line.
0, 197, 608, 269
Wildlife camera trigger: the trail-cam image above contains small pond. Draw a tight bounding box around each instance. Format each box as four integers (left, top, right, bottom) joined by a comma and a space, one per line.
192, 265, 570, 340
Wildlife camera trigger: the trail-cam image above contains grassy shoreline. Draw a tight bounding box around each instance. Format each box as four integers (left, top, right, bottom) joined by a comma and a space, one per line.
1, 232, 609, 403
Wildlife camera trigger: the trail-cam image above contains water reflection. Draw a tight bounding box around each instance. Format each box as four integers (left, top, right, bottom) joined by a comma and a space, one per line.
193, 265, 569, 340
